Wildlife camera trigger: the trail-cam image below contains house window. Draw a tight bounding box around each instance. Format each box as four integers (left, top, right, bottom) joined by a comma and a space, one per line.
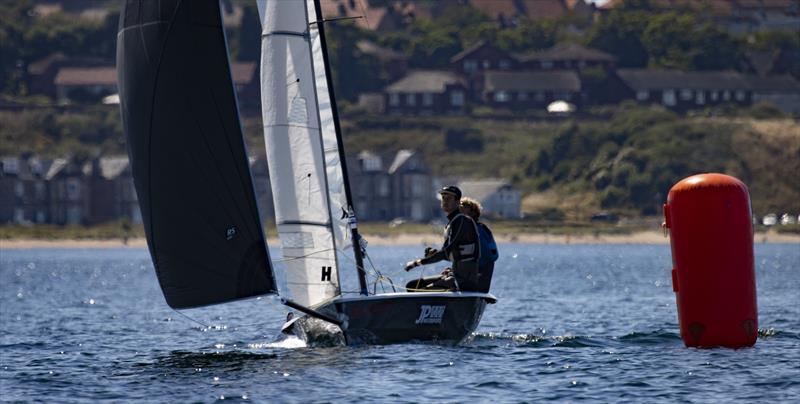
494, 91, 510, 102
15, 182, 24, 197
735, 90, 745, 101
662, 90, 676, 106
518, 92, 528, 101
67, 178, 81, 200
3, 158, 19, 174
723, 91, 731, 101
362, 156, 381, 172
636, 90, 649, 101
422, 93, 433, 106
464, 60, 478, 73
35, 182, 46, 200
578, 60, 586, 68
378, 177, 390, 197
554, 91, 572, 101
710, 91, 718, 101
499, 60, 511, 70
482, 60, 491, 69
36, 211, 45, 223
389, 93, 400, 106
696, 91, 705, 104
406, 93, 416, 106
680, 89, 693, 100
411, 176, 426, 197
541, 61, 553, 69
450, 90, 464, 107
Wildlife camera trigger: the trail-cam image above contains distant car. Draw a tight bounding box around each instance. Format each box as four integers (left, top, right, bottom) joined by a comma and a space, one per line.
780, 213, 797, 225
762, 213, 778, 226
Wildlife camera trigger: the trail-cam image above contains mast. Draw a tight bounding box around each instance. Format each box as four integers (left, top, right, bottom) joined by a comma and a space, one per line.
311, 0, 368, 296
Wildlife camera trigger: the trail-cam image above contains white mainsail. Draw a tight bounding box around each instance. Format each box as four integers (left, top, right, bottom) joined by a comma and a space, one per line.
257, 0, 351, 307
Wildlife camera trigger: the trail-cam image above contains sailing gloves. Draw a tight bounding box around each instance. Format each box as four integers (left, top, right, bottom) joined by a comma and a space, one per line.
424, 247, 438, 257
404, 259, 422, 271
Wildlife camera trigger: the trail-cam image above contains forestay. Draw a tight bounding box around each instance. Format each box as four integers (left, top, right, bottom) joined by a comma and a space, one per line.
257, 0, 350, 307
117, 0, 276, 309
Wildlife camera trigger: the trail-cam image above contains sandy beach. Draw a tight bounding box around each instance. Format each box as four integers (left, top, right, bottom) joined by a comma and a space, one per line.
2, 230, 797, 249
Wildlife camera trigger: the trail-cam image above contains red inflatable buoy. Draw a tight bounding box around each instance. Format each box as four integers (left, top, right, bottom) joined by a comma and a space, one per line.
664, 173, 757, 348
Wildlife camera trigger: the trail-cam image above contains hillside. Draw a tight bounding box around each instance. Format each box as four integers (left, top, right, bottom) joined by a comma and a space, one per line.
339, 106, 800, 219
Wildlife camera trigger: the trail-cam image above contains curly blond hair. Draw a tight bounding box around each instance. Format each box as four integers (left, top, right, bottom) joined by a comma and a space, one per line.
459, 197, 482, 220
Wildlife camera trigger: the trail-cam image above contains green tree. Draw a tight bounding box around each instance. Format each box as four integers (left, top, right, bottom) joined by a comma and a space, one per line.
642, 12, 741, 70
584, 9, 649, 68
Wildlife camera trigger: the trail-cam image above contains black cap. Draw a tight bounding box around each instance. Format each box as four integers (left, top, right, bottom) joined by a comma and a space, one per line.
439, 185, 461, 199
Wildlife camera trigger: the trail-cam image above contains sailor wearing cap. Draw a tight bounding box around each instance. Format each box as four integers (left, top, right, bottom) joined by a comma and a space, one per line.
404, 185, 480, 292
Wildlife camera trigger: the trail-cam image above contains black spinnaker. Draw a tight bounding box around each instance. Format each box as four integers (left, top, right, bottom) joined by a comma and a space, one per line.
117, 0, 276, 309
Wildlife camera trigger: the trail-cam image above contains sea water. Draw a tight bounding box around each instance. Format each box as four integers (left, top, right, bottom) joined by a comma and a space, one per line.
1, 244, 798, 402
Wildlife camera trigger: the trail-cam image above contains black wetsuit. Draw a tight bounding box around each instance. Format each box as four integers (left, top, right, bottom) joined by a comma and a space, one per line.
407, 211, 480, 291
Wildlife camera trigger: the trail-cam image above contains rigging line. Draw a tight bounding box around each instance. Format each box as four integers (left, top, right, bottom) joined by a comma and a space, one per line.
171, 308, 211, 329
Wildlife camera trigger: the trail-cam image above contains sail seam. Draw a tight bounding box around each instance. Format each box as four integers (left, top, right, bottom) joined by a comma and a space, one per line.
262, 31, 307, 38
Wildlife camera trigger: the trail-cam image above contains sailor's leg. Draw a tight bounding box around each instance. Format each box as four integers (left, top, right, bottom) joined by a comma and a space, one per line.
405, 276, 442, 292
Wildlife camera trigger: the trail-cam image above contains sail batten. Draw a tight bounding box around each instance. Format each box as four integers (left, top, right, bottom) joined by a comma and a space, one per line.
118, 0, 276, 309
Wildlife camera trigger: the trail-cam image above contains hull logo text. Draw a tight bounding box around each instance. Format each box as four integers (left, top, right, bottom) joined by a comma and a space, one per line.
415, 305, 446, 324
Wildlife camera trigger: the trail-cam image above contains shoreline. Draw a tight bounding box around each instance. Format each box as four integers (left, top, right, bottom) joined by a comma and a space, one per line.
2, 230, 798, 249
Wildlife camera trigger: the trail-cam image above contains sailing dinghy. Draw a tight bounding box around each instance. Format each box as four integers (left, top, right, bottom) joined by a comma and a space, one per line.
117, 0, 496, 346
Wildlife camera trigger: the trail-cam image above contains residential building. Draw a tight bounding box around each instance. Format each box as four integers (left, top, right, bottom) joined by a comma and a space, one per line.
88, 157, 141, 224
54, 66, 117, 103
482, 70, 584, 108
351, 151, 393, 221
615, 69, 753, 110
746, 74, 800, 113
45, 60, 258, 108
458, 179, 522, 219
0, 156, 51, 224
349, 150, 437, 222
388, 150, 436, 222
356, 40, 408, 81
451, 41, 517, 76
515, 43, 616, 71
384, 70, 468, 115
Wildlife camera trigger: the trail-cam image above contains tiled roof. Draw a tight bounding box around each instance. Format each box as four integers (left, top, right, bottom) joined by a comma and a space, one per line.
98, 157, 130, 179
745, 74, 800, 92
53, 62, 255, 87
54, 67, 117, 86
519, 0, 569, 18
458, 179, 515, 202
385, 70, 465, 93
617, 69, 749, 90
388, 150, 415, 174
450, 40, 490, 63
516, 43, 615, 62
484, 70, 581, 91
356, 40, 406, 60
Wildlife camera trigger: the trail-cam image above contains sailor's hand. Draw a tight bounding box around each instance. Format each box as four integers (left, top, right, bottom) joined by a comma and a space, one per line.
404, 259, 421, 271
424, 247, 438, 257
